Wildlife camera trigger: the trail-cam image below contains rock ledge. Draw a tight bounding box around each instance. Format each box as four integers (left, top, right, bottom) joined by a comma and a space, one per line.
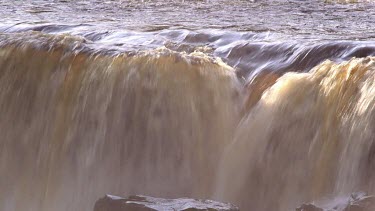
94, 194, 239, 211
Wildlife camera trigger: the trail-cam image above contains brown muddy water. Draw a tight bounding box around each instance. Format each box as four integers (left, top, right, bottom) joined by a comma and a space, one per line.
1, 1, 375, 211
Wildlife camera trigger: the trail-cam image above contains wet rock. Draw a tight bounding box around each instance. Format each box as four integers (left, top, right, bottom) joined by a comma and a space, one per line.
296, 204, 323, 211
94, 194, 239, 211
296, 192, 375, 211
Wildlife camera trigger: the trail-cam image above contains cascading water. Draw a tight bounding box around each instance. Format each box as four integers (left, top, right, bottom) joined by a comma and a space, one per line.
215, 57, 375, 210
0, 32, 240, 211
1, 1, 375, 211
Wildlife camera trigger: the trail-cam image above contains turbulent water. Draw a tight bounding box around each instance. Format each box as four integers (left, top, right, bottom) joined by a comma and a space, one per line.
1, 1, 375, 211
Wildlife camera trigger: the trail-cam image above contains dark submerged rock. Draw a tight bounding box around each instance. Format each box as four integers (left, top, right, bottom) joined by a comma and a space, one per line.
94, 194, 239, 211
296, 204, 323, 211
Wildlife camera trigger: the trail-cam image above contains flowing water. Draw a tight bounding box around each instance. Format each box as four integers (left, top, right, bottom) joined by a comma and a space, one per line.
1, 1, 375, 211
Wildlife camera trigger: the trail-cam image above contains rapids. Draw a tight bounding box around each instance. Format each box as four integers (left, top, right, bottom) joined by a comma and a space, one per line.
1, 1, 375, 211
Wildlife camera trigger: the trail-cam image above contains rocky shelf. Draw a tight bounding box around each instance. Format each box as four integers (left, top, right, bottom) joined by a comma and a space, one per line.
94, 194, 239, 211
